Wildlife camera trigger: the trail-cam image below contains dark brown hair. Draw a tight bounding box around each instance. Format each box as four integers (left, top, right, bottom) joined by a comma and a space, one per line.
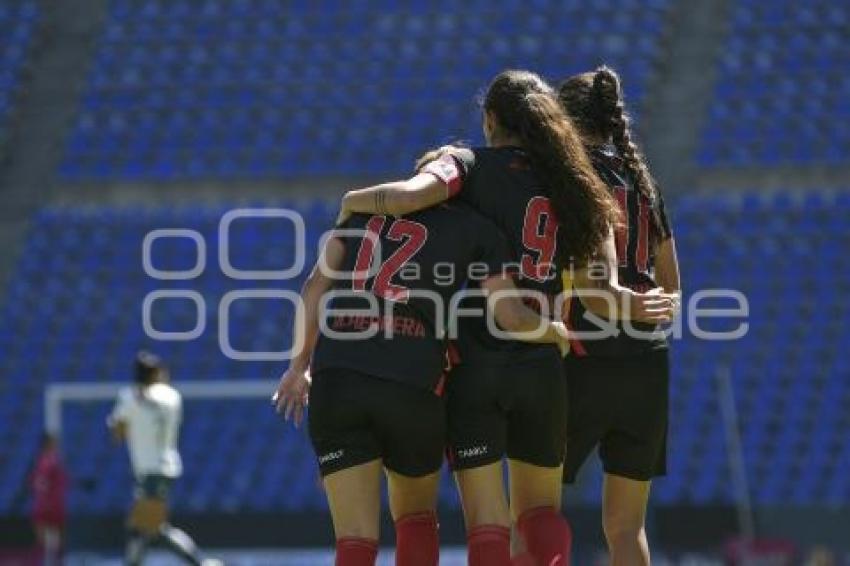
557, 66, 657, 204
134, 350, 164, 385
483, 69, 619, 265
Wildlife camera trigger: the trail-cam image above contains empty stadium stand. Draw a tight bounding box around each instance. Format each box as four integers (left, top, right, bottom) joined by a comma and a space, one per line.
655, 190, 850, 506
699, 0, 850, 166
0, 1, 38, 150
59, 0, 671, 181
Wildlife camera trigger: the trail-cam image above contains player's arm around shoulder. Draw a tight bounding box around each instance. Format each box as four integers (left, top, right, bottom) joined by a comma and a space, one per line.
337, 146, 470, 223
481, 274, 570, 356
338, 173, 452, 224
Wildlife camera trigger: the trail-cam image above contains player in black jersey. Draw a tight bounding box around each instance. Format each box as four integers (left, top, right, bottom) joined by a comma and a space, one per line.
272, 202, 569, 566
338, 70, 674, 566
557, 67, 682, 566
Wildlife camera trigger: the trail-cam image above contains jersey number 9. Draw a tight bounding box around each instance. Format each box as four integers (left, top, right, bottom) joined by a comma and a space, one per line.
521, 196, 558, 282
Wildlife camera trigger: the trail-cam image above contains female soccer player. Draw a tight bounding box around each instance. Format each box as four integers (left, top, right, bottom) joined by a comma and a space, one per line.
108, 352, 219, 566
557, 66, 682, 566
30, 433, 67, 566
335, 70, 673, 566
273, 202, 570, 566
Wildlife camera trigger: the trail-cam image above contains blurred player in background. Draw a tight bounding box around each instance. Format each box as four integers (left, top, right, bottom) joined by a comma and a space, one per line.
30, 433, 67, 566
557, 66, 682, 566
274, 200, 571, 566
108, 351, 218, 566
338, 69, 673, 566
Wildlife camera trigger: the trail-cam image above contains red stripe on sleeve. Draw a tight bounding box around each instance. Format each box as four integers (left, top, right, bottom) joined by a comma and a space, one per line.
421, 154, 463, 197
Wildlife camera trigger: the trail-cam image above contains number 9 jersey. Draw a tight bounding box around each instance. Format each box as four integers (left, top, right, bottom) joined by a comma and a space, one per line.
422, 146, 564, 363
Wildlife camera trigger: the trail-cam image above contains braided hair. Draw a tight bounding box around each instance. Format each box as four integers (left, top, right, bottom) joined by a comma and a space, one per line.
557, 66, 658, 207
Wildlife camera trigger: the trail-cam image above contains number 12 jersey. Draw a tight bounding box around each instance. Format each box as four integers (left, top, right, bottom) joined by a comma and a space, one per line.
311, 203, 512, 392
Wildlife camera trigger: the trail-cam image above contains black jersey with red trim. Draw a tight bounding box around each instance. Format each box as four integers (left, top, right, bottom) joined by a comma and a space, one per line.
422, 146, 563, 362
311, 203, 512, 392
567, 145, 674, 358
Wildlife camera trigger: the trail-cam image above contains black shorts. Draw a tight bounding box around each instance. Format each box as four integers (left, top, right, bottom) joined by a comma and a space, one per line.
446, 349, 566, 470
562, 348, 669, 483
134, 474, 174, 501
308, 368, 446, 478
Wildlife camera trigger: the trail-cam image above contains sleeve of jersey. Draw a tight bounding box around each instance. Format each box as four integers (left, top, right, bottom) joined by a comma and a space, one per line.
109, 388, 131, 422
420, 153, 467, 198
170, 397, 183, 427
654, 190, 674, 240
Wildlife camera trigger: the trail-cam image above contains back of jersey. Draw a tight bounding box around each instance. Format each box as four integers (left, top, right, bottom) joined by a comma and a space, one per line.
566, 146, 671, 357
445, 147, 564, 361
590, 145, 672, 290
311, 203, 510, 392
111, 383, 183, 478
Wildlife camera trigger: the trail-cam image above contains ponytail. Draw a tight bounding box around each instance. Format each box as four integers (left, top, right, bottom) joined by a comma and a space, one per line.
559, 66, 663, 231
484, 70, 619, 265
590, 67, 657, 203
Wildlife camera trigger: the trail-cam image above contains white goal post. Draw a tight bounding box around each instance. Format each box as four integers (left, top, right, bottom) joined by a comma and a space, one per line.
44, 380, 278, 435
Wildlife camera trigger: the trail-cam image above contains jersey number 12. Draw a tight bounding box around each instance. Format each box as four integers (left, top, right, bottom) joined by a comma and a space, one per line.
352, 216, 428, 303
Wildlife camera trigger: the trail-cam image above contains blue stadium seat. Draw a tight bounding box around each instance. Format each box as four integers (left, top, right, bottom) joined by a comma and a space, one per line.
59, 0, 671, 182
0, 1, 38, 146
698, 0, 850, 167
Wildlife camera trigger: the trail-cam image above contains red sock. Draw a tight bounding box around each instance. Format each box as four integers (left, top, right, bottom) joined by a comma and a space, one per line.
394, 511, 439, 566
467, 524, 511, 566
336, 537, 378, 566
516, 506, 572, 566
511, 551, 538, 566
